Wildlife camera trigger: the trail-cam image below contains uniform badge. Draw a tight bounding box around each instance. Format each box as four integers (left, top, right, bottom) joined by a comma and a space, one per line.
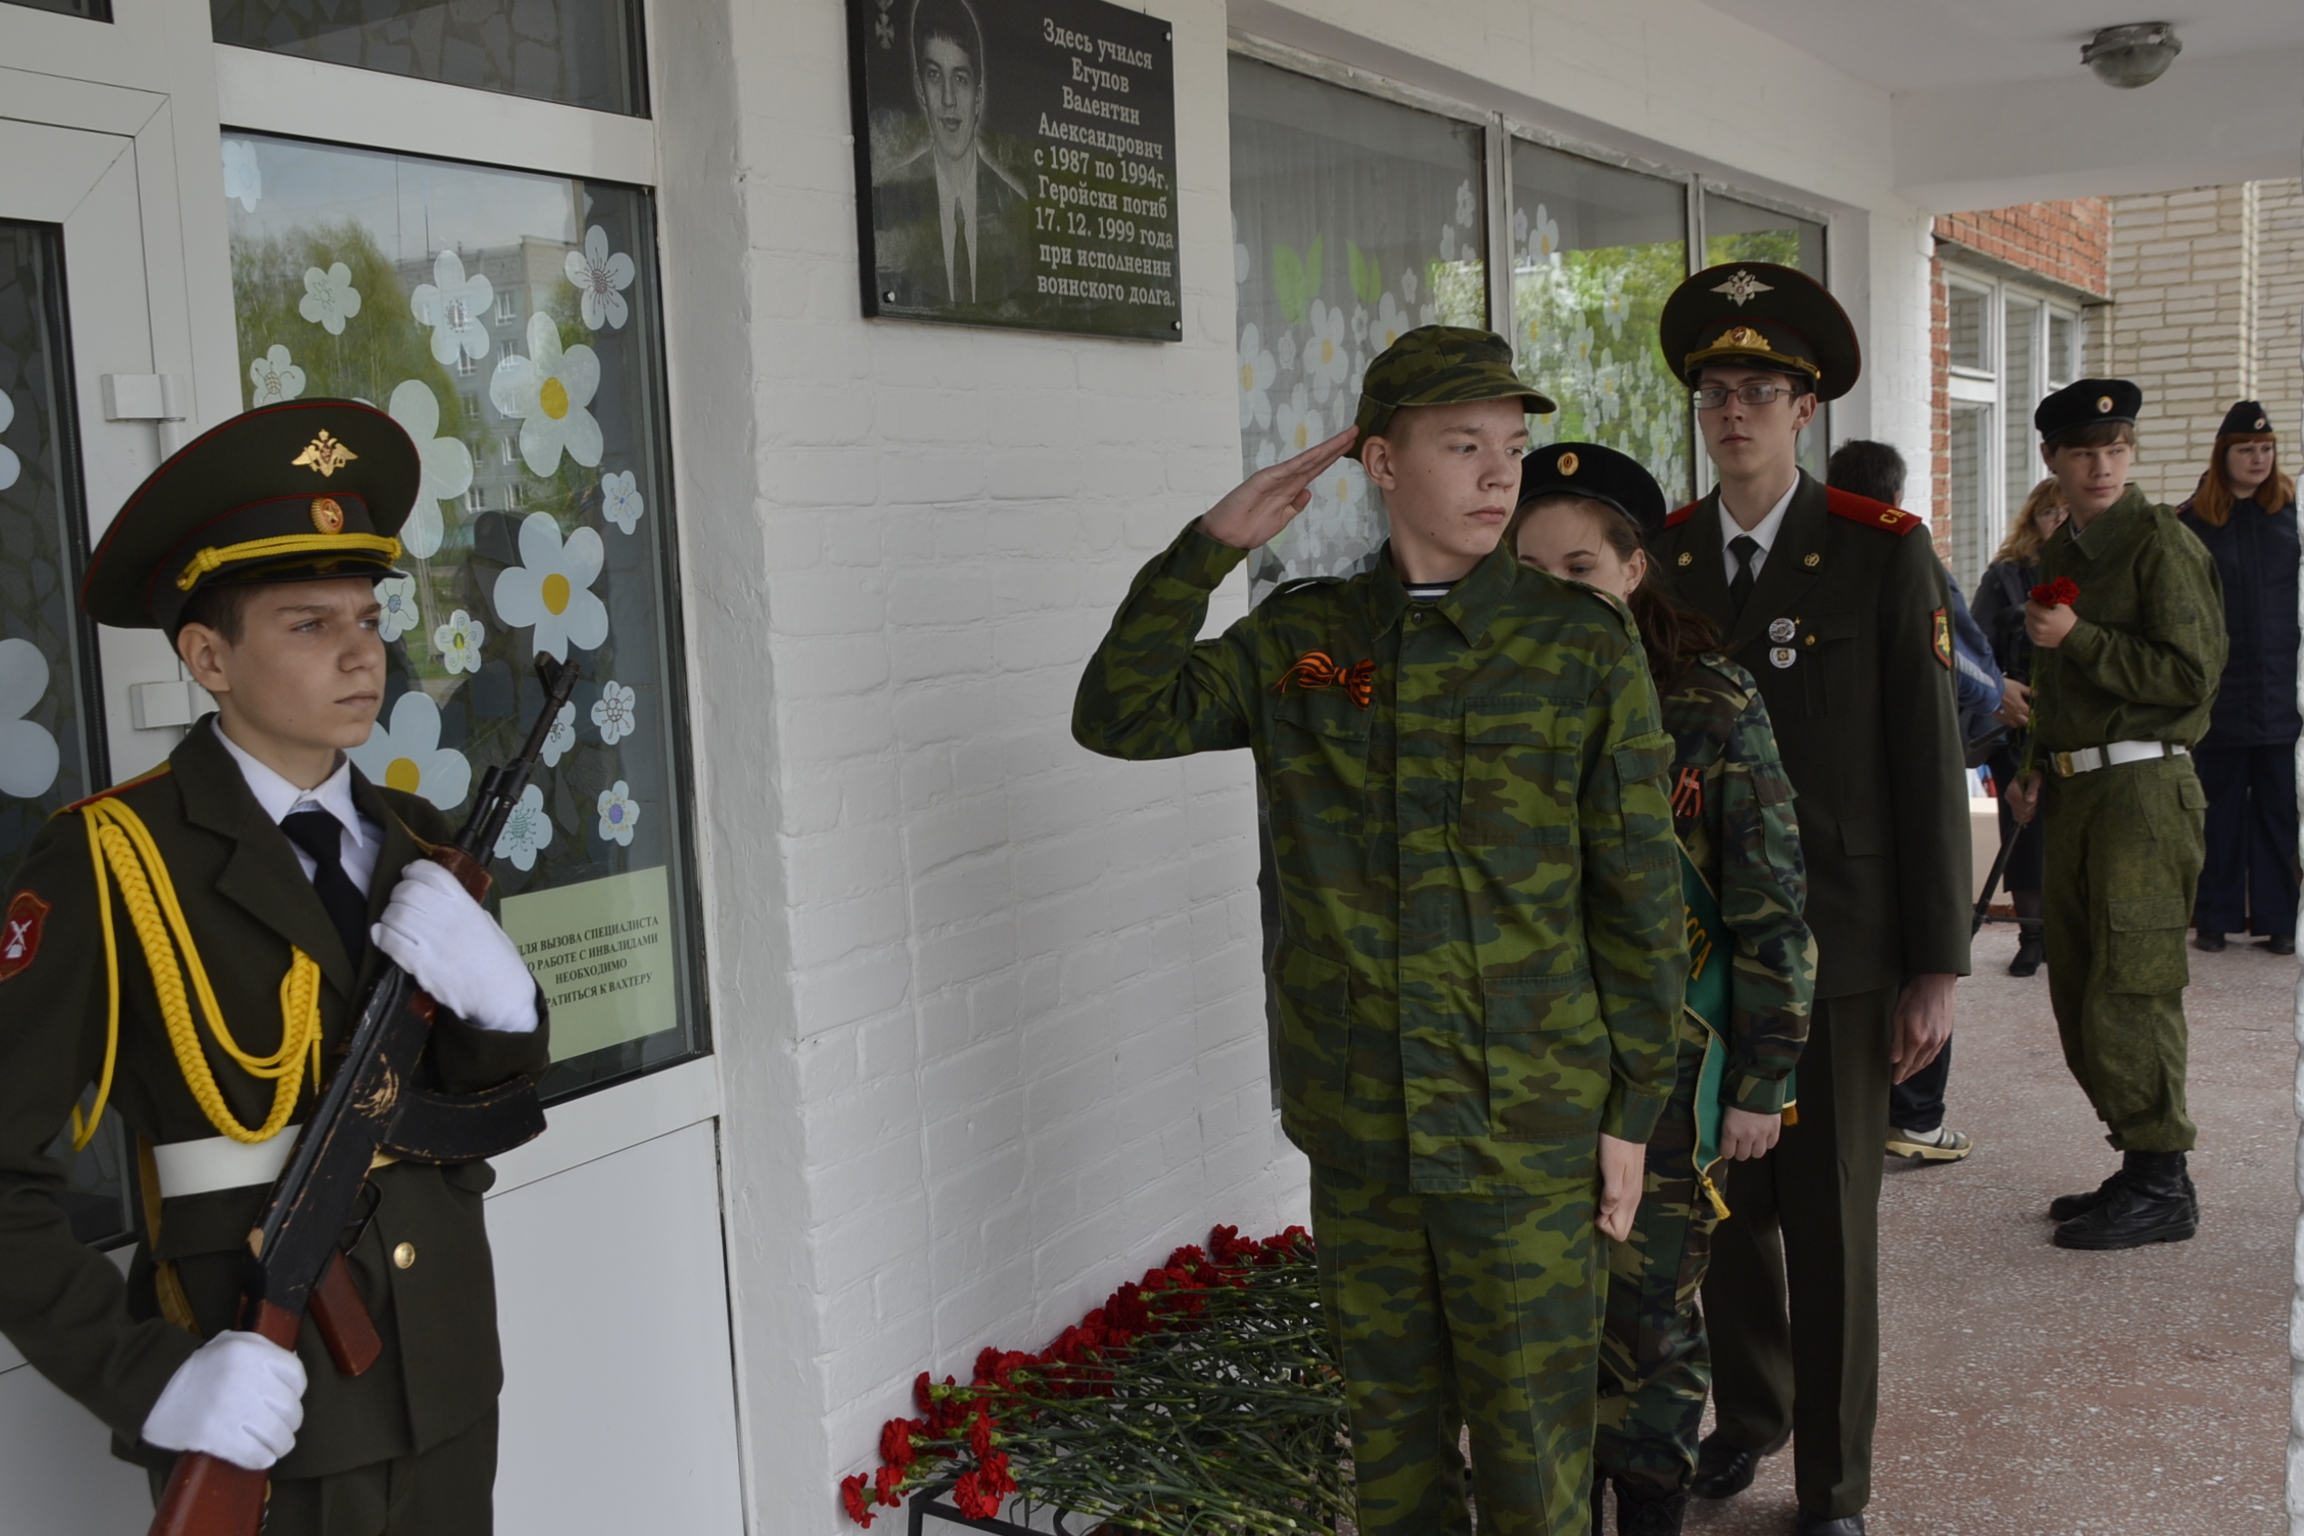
2095, 396, 2113, 415
1556, 451, 1580, 476
1, 890, 50, 982
1713, 270, 1772, 306
1677, 551, 1693, 567
310, 496, 345, 533
1802, 552, 1820, 568
1275, 650, 1376, 709
1769, 647, 1796, 669
292, 431, 358, 477
1932, 608, 1953, 670
1768, 617, 1796, 643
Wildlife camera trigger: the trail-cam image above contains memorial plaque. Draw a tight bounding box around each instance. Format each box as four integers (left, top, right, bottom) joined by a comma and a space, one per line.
846, 0, 1181, 340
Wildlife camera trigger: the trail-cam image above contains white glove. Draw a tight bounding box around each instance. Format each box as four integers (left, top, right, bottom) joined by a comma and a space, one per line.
141, 1330, 308, 1471
370, 858, 539, 1033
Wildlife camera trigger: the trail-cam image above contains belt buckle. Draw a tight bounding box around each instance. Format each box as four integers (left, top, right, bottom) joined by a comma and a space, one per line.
2053, 751, 2076, 778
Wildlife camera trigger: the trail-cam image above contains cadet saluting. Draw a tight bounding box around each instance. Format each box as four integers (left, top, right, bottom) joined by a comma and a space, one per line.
1643, 265, 1971, 1536
1076, 329, 1686, 1536
0, 401, 549, 1532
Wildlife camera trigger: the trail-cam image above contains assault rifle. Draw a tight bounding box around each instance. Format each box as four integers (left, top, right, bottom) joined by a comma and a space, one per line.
151, 654, 579, 1536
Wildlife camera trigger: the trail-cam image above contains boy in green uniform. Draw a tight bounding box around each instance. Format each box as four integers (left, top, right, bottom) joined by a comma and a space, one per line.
2004, 379, 2224, 1251
0, 400, 550, 1533
1074, 329, 1687, 1536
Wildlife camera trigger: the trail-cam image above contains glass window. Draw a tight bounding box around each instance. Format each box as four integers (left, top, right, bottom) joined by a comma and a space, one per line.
1947, 284, 1990, 373
1508, 140, 1691, 503
2047, 309, 2078, 388
1949, 400, 1991, 585
1703, 191, 1823, 276
1229, 56, 1487, 600
211, 0, 647, 117
2002, 300, 2038, 530
222, 134, 704, 1101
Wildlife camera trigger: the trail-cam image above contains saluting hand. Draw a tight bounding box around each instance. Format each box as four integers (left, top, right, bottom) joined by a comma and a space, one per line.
1197, 427, 1359, 551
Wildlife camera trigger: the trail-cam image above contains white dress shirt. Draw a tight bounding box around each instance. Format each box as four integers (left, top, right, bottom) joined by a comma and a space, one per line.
1718, 478, 1800, 586
213, 722, 382, 897
932, 150, 980, 304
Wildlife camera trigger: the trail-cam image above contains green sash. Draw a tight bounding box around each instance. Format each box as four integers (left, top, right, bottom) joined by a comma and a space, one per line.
1678, 840, 1795, 1219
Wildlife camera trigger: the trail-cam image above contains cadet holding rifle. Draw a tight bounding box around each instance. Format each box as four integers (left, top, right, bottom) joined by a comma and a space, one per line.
0, 401, 550, 1534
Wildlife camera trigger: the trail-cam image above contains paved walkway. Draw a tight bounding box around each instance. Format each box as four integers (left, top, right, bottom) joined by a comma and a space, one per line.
1684, 923, 2297, 1535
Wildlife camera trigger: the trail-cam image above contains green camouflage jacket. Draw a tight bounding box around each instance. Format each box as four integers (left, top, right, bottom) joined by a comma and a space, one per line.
1074, 522, 1687, 1194
1659, 656, 1815, 1114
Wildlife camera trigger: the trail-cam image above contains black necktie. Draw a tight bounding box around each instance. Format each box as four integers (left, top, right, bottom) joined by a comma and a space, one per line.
281, 809, 367, 970
1728, 534, 1762, 616
954, 198, 971, 303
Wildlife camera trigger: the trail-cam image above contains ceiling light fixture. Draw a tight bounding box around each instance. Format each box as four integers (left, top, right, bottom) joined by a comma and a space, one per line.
2081, 22, 2182, 88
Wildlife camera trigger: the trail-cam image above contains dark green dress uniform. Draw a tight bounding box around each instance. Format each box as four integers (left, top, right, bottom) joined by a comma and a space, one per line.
1074, 330, 1688, 1536
0, 400, 548, 1534
1645, 267, 1972, 1523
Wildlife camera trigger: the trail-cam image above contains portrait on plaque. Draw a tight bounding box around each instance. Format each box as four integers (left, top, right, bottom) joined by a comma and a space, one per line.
845, 0, 1182, 340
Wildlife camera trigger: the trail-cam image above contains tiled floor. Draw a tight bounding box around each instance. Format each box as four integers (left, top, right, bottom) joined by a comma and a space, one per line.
1679, 923, 2296, 1536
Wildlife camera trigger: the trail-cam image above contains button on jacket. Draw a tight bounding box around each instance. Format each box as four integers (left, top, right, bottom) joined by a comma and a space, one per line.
1074, 522, 1686, 1195
2176, 493, 2299, 748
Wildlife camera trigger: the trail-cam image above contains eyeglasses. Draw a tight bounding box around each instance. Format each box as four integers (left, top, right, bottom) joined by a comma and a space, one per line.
1692, 382, 1802, 410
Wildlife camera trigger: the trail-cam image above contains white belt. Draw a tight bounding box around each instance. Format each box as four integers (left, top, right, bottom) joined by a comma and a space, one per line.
2051, 740, 2188, 778
151, 1131, 399, 1201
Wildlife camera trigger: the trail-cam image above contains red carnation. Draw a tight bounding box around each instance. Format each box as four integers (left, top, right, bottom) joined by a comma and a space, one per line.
968, 1410, 996, 1461
2029, 576, 2080, 607
874, 1463, 906, 1506
879, 1417, 919, 1469
842, 1473, 877, 1528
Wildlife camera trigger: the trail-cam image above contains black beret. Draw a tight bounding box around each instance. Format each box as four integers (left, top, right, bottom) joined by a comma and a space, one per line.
82, 399, 419, 633
2034, 379, 2141, 442
1658, 262, 1860, 403
1518, 441, 1667, 537
2220, 399, 2273, 437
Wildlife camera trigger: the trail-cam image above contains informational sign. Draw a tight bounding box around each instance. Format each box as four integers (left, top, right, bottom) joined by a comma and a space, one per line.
501, 865, 677, 1062
846, 0, 1181, 341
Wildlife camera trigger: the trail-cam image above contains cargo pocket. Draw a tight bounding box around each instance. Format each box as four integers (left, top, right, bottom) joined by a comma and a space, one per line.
2104, 895, 2190, 994
1457, 694, 1576, 848
1483, 965, 1606, 1141
1610, 730, 1676, 872
1271, 943, 1351, 1124
1268, 701, 1371, 843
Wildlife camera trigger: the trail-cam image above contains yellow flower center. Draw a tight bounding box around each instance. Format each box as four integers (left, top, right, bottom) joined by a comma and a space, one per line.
542, 572, 571, 615
540, 377, 570, 420
1240, 363, 1255, 392
1320, 339, 1334, 365
385, 758, 421, 793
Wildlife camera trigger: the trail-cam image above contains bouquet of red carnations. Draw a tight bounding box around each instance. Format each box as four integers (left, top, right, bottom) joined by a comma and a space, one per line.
840, 1225, 1348, 1535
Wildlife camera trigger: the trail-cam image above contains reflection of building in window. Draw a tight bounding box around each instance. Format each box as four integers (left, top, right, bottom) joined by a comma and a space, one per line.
496, 290, 519, 326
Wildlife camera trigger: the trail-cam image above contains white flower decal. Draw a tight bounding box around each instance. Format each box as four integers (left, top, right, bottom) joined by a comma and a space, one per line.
1276, 332, 1298, 374
1527, 204, 1561, 263
1350, 306, 1369, 345
349, 692, 471, 811
591, 680, 637, 744
0, 638, 60, 800
490, 313, 602, 476
410, 249, 495, 368
1401, 269, 1419, 305
1274, 385, 1324, 458
1601, 286, 1629, 338
563, 225, 636, 332
1455, 179, 1477, 229
297, 263, 363, 336
600, 470, 644, 535
386, 380, 474, 560
1237, 324, 1275, 433
1304, 300, 1350, 406
493, 783, 554, 871
1438, 223, 1458, 263
374, 574, 420, 643
1314, 458, 1367, 521
1374, 292, 1412, 355
433, 608, 485, 675
248, 345, 305, 405
0, 390, 18, 493
493, 512, 608, 660
540, 701, 577, 767
596, 780, 640, 846
221, 140, 262, 213
1232, 213, 1250, 287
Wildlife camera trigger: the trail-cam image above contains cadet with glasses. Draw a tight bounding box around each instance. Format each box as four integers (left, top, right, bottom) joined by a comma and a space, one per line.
1512, 443, 1815, 1536
1643, 265, 1971, 1536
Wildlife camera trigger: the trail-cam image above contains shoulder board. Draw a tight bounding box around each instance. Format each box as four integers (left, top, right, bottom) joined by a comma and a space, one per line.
1824, 486, 1926, 536
56, 762, 172, 816
1663, 500, 1701, 529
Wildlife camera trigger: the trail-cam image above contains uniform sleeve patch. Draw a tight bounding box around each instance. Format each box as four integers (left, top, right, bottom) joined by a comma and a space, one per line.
1932, 608, 1953, 670
1, 890, 51, 981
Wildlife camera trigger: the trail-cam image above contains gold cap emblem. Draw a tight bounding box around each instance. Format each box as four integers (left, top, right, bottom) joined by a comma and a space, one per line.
1721, 325, 1771, 352
2096, 396, 2114, 414
1557, 451, 1580, 476
310, 496, 345, 533
2255, 416, 2268, 430
293, 431, 358, 477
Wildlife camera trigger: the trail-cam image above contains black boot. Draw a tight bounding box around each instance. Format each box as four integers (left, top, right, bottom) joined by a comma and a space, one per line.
2195, 929, 2226, 952
1690, 1429, 1784, 1499
1610, 1477, 1687, 1535
2049, 1159, 2199, 1222
2008, 921, 2044, 977
2054, 1151, 2197, 1249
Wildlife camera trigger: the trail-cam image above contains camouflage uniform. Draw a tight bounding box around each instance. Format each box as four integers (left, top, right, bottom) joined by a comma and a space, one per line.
1074, 330, 1684, 1536
1597, 656, 1813, 1494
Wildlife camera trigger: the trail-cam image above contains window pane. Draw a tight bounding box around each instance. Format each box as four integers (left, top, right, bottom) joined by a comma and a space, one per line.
1509, 140, 1691, 504
1946, 285, 1989, 373
1229, 56, 1487, 600
1703, 192, 1822, 275
2003, 300, 2038, 526
1949, 400, 1992, 586
212, 0, 645, 117
2048, 310, 2077, 389
223, 134, 704, 1101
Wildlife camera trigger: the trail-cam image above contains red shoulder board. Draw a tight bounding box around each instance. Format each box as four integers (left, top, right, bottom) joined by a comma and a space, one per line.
1663, 500, 1701, 529
59, 762, 171, 814
1824, 486, 1925, 536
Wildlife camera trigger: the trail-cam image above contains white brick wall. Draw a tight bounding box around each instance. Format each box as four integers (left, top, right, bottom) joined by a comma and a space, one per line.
646, 2, 1940, 1528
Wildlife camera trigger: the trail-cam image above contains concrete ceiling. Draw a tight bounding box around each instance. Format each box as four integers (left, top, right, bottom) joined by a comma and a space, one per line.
1695, 0, 2304, 95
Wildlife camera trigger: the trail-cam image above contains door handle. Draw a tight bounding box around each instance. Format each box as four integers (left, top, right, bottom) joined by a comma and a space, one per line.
99, 374, 189, 422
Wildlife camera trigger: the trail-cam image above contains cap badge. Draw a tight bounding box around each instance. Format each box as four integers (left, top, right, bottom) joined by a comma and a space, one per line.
2095, 396, 2113, 415
1713, 270, 1772, 307
1720, 325, 1771, 352
1556, 451, 1580, 476
2254, 416, 2268, 430
310, 497, 345, 533
1768, 618, 1796, 643
293, 431, 358, 477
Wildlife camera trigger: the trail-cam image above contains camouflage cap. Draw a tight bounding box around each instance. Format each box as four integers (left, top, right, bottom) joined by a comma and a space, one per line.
1350, 326, 1556, 460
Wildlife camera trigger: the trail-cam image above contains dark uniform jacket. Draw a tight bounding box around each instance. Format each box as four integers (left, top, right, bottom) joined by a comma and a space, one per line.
0, 719, 548, 1479
1648, 474, 1972, 998
2176, 493, 2299, 748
